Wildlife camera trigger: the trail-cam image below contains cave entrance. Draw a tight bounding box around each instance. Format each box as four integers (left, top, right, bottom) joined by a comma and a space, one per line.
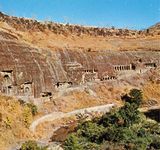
55, 81, 73, 88
145, 63, 157, 68
23, 81, 32, 96
2, 74, 13, 95
114, 64, 134, 71
131, 64, 136, 70
41, 92, 52, 101
24, 87, 30, 94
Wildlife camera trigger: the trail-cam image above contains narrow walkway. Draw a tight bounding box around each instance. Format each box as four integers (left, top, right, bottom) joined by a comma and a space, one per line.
30, 104, 115, 132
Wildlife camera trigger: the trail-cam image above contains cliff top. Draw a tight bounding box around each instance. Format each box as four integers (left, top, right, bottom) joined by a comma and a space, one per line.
0, 12, 159, 51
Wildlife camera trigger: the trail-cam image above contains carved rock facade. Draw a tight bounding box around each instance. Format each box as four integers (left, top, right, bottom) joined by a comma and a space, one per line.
0, 35, 159, 99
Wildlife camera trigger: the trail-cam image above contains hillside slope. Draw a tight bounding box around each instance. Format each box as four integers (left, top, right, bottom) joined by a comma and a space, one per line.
0, 12, 159, 51
0, 95, 35, 150
0, 12, 160, 150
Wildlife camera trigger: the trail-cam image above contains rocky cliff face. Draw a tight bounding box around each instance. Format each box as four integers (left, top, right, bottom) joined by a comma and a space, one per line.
0, 12, 160, 99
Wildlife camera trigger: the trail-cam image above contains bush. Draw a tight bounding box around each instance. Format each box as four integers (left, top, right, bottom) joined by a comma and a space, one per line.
18, 99, 26, 105
18, 99, 38, 116
64, 133, 100, 150
23, 106, 33, 128
19, 140, 47, 150
99, 102, 140, 127
83, 142, 100, 150
121, 89, 142, 107
77, 121, 105, 143
118, 102, 140, 127
64, 134, 83, 150
27, 103, 38, 116
149, 137, 160, 149
4, 116, 12, 128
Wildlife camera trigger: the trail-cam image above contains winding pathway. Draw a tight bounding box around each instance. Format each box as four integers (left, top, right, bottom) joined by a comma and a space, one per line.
30, 103, 115, 132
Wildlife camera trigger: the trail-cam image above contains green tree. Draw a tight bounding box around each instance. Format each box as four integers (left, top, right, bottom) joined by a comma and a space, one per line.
121, 89, 142, 107
77, 121, 105, 143
64, 134, 83, 150
64, 89, 160, 150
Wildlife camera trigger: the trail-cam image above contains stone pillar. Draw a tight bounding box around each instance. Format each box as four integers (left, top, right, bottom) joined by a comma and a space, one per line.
129, 64, 132, 70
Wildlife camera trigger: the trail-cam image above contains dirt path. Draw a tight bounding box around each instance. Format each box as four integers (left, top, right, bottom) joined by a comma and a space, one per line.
30, 103, 115, 132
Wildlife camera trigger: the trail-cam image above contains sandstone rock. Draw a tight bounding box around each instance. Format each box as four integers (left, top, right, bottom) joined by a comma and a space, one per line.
0, 12, 159, 100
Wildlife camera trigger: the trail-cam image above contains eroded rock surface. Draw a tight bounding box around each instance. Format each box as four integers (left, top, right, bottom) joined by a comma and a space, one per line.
0, 12, 160, 99
0, 36, 159, 98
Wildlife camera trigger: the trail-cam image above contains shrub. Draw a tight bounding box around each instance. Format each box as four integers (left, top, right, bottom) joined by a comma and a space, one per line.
18, 99, 38, 116
64, 133, 100, 150
121, 89, 142, 107
27, 103, 38, 116
99, 102, 140, 127
18, 99, 26, 105
64, 134, 83, 150
23, 106, 33, 128
4, 116, 12, 128
83, 142, 100, 150
19, 140, 47, 150
77, 121, 105, 143
149, 137, 160, 149
118, 102, 140, 127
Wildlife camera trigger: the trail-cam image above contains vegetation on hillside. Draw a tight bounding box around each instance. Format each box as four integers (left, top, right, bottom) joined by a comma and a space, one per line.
0, 95, 37, 150
19, 140, 47, 150
64, 89, 160, 150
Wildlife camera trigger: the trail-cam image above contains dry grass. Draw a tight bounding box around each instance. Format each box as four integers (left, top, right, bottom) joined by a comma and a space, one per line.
0, 95, 34, 150
143, 82, 160, 104
42, 84, 125, 113
0, 21, 160, 52
19, 31, 160, 51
